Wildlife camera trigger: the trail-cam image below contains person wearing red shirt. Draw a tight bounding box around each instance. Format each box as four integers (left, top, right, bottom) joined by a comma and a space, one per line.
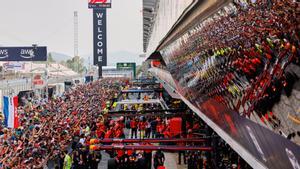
116, 149, 125, 159
116, 150, 125, 163
156, 122, 166, 138
96, 123, 106, 138
115, 144, 128, 168
156, 123, 162, 138
192, 123, 200, 130
74, 126, 80, 136
138, 121, 146, 139
187, 129, 193, 139
95, 129, 102, 138
127, 149, 134, 156
130, 118, 138, 138
114, 120, 125, 138
104, 128, 113, 138
163, 131, 171, 138
115, 128, 124, 138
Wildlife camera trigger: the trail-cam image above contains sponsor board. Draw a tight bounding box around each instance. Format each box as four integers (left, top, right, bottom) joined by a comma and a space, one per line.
0, 47, 47, 61
3, 62, 25, 71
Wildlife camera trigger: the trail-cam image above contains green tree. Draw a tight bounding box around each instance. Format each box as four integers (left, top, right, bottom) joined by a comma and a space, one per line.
47, 53, 55, 63
65, 56, 85, 74
136, 65, 142, 75
60, 60, 66, 66
35, 53, 56, 64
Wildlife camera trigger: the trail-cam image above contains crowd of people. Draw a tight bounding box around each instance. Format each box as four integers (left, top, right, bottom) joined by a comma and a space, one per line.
0, 77, 254, 169
0, 78, 128, 169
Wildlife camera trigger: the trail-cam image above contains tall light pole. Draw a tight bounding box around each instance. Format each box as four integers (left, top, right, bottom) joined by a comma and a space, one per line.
74, 11, 79, 58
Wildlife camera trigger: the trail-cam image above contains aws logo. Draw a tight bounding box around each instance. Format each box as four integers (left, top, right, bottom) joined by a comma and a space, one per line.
0, 49, 9, 59
20, 49, 35, 59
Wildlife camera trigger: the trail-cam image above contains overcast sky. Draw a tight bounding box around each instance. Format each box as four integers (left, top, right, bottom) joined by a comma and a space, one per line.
0, 0, 143, 56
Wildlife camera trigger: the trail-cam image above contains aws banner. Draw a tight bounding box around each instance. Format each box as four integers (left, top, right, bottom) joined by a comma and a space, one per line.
93, 9, 107, 66
0, 47, 47, 61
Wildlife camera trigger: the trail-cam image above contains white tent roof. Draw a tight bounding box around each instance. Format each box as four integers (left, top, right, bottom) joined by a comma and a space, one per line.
19, 62, 78, 77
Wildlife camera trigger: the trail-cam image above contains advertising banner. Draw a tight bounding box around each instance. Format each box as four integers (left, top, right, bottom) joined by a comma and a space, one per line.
0, 47, 47, 61
117, 63, 136, 79
33, 74, 44, 87
89, 0, 112, 9
93, 9, 107, 66
3, 62, 25, 71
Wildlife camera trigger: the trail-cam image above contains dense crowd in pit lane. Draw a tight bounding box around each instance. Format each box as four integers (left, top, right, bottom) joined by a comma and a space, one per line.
0, 78, 129, 169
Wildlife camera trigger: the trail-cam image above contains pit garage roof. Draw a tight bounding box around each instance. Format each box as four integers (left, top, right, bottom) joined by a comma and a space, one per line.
143, 0, 158, 52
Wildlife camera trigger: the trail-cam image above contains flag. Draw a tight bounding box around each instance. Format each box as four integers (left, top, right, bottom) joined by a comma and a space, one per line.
3, 96, 19, 128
